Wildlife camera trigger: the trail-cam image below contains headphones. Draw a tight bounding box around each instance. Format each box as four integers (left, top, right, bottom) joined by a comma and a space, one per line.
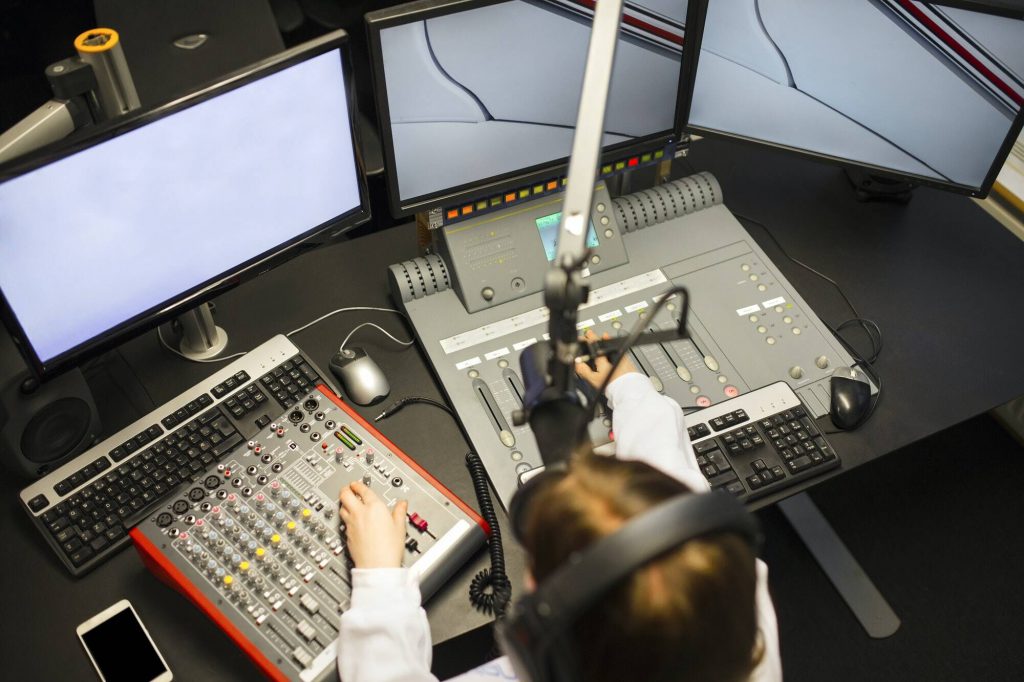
496, 463, 761, 682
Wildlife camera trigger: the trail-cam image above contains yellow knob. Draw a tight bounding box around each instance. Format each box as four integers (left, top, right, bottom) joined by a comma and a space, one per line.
255, 548, 266, 558
239, 561, 250, 572
223, 575, 233, 586
302, 509, 312, 519
270, 534, 280, 544
286, 521, 297, 533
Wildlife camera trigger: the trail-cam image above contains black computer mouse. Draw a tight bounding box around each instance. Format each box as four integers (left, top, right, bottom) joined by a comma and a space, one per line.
829, 367, 872, 430
329, 347, 390, 406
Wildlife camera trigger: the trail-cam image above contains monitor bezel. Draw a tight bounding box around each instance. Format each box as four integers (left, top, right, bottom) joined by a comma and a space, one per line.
676, 0, 1024, 198
366, 0, 698, 217
0, 29, 371, 379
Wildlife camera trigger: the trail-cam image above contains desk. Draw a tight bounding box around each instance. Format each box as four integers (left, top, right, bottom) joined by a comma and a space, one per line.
3, 137, 1024, 679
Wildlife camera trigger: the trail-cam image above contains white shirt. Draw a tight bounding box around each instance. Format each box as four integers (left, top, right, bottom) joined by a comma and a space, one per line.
338, 372, 783, 682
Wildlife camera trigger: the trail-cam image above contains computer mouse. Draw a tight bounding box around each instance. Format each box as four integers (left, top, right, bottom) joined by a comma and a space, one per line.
829, 366, 872, 430
329, 347, 390, 406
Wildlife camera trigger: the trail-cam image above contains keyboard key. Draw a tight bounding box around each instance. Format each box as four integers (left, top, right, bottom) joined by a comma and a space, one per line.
771, 466, 785, 479
28, 494, 49, 512
726, 481, 745, 496
161, 414, 179, 429
69, 546, 95, 566
198, 394, 213, 407
694, 440, 719, 455
746, 474, 762, 490
146, 424, 162, 439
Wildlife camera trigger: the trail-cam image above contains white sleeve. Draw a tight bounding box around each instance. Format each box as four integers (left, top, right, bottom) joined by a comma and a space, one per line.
606, 374, 783, 682
604, 372, 710, 492
338, 568, 438, 682
749, 560, 783, 682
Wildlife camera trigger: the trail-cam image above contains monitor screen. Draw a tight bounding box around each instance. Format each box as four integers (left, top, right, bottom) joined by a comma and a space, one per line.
0, 34, 366, 375
371, 0, 690, 214
684, 0, 1024, 194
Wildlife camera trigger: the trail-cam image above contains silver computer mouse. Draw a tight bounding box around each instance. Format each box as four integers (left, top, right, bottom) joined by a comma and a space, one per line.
329, 347, 390, 406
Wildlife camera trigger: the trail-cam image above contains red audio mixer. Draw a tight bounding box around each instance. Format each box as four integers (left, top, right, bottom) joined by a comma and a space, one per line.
131, 386, 487, 681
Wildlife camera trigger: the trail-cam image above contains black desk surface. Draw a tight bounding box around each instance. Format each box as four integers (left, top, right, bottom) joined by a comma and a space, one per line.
3, 137, 1024, 680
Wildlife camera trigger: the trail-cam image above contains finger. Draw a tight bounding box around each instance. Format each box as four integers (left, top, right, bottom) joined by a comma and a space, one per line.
575, 359, 596, 381
339, 487, 361, 510
339, 504, 350, 521
351, 480, 379, 505
392, 499, 409, 527
584, 329, 598, 341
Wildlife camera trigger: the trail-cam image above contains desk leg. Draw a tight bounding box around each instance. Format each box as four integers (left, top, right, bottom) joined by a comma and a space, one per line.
778, 492, 901, 639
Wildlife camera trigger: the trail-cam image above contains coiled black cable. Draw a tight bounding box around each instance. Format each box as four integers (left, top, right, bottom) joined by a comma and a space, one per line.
465, 452, 512, 617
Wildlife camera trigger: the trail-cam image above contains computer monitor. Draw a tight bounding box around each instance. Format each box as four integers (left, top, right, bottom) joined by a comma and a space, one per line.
680, 0, 1024, 196
0, 30, 369, 378
367, 0, 694, 216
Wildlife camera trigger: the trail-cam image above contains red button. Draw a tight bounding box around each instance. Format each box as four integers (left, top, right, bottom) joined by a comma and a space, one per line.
696, 396, 712, 407
724, 385, 739, 398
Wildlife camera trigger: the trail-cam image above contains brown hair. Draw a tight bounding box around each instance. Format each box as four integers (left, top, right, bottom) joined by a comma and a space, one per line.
520, 452, 759, 682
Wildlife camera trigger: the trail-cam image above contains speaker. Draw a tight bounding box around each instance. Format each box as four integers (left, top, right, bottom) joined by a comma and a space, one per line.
0, 367, 101, 480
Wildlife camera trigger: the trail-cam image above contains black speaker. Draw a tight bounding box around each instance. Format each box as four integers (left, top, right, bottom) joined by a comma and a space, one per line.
0, 366, 101, 480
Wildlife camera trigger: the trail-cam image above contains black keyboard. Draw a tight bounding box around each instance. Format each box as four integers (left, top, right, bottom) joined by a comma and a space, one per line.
20, 335, 334, 576
684, 381, 840, 501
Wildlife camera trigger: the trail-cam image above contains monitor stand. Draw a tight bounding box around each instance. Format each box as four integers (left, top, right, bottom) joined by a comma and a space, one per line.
844, 168, 915, 204
175, 302, 229, 361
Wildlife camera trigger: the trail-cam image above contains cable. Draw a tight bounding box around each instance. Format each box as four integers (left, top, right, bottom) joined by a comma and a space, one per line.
730, 210, 887, 430
465, 451, 512, 618
156, 305, 410, 365
731, 211, 864, 320
338, 322, 414, 354
157, 325, 248, 363
837, 317, 883, 364
285, 306, 407, 337
375, 397, 454, 422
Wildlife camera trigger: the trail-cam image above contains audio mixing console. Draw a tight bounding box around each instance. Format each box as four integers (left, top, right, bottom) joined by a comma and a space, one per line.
389, 172, 872, 508
130, 386, 486, 682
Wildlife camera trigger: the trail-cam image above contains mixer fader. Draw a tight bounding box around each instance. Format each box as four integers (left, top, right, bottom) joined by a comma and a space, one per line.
131, 387, 486, 682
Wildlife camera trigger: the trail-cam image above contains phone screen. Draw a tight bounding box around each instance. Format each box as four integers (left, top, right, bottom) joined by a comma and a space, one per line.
81, 607, 168, 682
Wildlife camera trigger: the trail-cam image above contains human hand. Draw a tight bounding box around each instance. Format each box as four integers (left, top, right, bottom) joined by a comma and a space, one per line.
338, 481, 408, 569
575, 330, 638, 391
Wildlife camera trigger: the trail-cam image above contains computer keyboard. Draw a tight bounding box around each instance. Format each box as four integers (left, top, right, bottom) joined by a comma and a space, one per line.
19, 335, 336, 576
684, 381, 840, 501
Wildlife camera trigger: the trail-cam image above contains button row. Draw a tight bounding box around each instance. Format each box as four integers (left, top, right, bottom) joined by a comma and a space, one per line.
224, 383, 268, 419
160, 393, 214, 430
212, 371, 252, 399
110, 421, 168, 464
709, 408, 749, 432
53, 456, 111, 498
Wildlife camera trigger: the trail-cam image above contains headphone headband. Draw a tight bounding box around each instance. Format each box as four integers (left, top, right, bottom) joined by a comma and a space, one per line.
497, 489, 760, 681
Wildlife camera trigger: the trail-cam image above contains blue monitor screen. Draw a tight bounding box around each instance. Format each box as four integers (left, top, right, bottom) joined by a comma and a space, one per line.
0, 48, 362, 368
535, 210, 600, 261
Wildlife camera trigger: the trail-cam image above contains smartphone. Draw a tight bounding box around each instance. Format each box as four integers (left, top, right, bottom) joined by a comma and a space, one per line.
76, 600, 173, 682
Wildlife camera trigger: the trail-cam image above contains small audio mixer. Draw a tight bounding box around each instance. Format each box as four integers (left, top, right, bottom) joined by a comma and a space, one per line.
130, 386, 487, 682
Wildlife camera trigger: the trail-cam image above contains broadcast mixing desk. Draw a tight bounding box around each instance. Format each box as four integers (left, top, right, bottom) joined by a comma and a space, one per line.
3, 137, 1024, 680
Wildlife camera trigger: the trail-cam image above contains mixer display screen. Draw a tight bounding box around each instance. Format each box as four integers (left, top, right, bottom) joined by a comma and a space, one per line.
535, 211, 599, 261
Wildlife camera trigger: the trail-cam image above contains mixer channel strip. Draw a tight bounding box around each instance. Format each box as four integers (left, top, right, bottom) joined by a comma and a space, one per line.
684, 381, 840, 501
20, 335, 338, 576
130, 386, 486, 682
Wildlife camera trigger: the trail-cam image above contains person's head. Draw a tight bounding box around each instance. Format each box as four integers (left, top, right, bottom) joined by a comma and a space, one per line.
517, 452, 760, 682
